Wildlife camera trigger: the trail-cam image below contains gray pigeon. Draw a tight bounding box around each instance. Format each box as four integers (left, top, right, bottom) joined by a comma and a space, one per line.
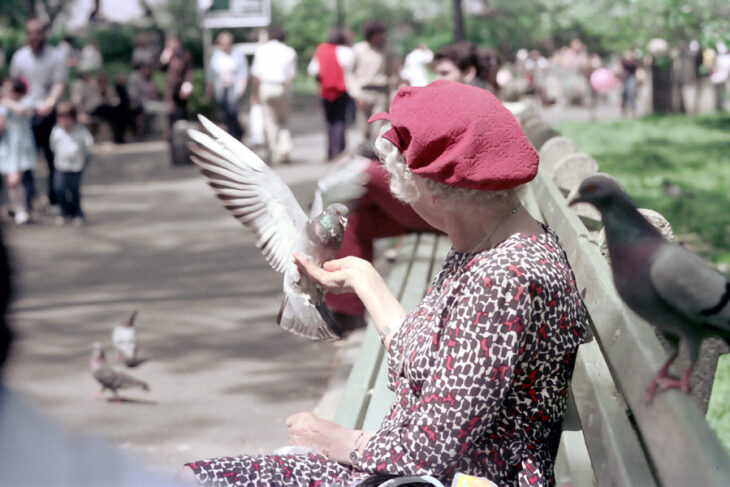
569, 174, 730, 401
187, 115, 347, 341
111, 310, 146, 367
90, 343, 149, 400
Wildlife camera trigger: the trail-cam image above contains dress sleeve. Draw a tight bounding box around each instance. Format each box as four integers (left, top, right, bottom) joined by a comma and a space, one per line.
356, 271, 530, 477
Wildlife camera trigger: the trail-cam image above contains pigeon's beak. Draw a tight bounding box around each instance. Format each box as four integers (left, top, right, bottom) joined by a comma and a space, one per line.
568, 193, 584, 207
342, 215, 348, 227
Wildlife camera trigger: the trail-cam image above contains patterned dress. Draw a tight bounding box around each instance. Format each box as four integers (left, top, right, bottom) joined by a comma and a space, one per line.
186, 225, 587, 487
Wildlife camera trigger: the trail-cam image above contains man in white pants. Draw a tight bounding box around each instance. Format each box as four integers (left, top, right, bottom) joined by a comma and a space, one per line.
251, 28, 297, 164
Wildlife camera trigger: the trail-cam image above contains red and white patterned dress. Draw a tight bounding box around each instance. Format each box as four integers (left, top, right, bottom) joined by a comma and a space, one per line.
186, 225, 587, 486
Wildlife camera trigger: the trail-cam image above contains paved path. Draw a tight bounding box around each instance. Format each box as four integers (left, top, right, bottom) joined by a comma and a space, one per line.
3, 116, 360, 476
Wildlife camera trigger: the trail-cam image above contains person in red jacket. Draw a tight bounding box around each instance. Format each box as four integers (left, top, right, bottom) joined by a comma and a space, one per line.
308, 28, 355, 160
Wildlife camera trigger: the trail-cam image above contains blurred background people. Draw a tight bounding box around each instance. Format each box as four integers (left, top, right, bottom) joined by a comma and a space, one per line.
206, 30, 248, 141
400, 43, 433, 87
90, 71, 133, 144
0, 78, 37, 225
9, 18, 68, 210
431, 41, 483, 86
131, 32, 159, 70
50, 101, 94, 226
77, 40, 103, 73
126, 62, 161, 139
70, 67, 102, 126
349, 21, 397, 139
621, 50, 640, 117
308, 28, 354, 160
251, 28, 297, 164
160, 34, 194, 149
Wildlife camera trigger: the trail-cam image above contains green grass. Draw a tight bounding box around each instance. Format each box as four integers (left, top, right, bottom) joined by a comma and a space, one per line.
558, 113, 730, 265
558, 112, 730, 454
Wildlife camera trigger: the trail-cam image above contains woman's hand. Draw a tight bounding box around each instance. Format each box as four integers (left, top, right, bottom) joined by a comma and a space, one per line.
293, 253, 374, 295
286, 412, 360, 465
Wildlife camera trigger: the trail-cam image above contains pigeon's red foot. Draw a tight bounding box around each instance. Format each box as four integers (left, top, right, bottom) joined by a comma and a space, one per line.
646, 364, 692, 403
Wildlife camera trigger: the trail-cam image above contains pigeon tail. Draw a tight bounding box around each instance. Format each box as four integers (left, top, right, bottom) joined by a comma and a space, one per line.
277, 294, 342, 341
315, 300, 344, 339
123, 357, 147, 368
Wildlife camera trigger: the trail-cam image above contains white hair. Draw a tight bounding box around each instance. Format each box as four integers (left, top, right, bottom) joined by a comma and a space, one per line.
373, 123, 523, 209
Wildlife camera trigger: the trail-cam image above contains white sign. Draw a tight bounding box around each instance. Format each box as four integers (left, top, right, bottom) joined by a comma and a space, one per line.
200, 0, 271, 28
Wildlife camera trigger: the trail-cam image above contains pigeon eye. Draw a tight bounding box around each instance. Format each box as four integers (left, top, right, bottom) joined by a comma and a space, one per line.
584, 184, 597, 193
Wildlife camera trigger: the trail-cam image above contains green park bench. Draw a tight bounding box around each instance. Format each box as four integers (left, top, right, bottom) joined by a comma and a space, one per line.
330, 111, 730, 485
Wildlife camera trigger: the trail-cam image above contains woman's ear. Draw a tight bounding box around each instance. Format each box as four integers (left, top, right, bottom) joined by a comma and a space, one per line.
462, 66, 477, 84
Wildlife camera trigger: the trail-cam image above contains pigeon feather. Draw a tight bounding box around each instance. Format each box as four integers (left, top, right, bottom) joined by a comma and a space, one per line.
188, 117, 306, 274
188, 115, 345, 341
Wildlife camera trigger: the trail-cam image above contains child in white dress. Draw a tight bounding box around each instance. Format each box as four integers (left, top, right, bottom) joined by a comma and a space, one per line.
0, 78, 37, 224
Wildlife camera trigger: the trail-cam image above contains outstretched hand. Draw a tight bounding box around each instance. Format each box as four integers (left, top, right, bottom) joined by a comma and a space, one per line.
293, 253, 374, 295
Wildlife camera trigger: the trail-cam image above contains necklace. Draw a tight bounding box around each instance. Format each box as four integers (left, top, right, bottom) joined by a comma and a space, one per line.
466, 205, 520, 253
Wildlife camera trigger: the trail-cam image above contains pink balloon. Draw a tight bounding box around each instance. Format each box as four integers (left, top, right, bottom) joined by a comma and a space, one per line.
590, 68, 615, 94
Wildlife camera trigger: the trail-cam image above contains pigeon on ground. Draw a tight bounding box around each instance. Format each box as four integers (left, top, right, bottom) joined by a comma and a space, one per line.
569, 174, 730, 401
187, 115, 347, 341
90, 343, 149, 401
111, 310, 146, 367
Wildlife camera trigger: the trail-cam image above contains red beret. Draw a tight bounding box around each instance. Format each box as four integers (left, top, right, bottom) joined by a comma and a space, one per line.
369, 80, 539, 191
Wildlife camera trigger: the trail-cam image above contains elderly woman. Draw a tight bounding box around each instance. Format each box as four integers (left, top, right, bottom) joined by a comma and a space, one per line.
184, 80, 587, 486
325, 41, 490, 327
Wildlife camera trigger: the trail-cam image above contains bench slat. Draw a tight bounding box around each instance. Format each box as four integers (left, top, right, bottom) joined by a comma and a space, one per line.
571, 339, 657, 486
531, 170, 730, 486
554, 430, 597, 487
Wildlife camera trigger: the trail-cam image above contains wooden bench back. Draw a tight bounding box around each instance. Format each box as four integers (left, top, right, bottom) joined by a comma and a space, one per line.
526, 158, 730, 486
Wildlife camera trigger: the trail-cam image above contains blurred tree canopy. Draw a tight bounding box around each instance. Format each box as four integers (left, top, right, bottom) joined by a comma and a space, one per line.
1, 0, 728, 68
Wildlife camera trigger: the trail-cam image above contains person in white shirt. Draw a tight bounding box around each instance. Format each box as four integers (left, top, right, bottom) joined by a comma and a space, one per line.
400, 43, 433, 87
206, 31, 248, 141
250, 28, 297, 164
49, 101, 94, 226
10, 18, 68, 209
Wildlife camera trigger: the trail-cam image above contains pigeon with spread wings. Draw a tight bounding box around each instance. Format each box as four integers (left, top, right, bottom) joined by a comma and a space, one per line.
187, 116, 346, 341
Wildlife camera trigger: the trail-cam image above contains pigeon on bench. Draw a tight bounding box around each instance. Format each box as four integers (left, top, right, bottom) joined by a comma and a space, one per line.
187, 116, 348, 341
569, 174, 730, 402
90, 343, 149, 401
111, 310, 146, 367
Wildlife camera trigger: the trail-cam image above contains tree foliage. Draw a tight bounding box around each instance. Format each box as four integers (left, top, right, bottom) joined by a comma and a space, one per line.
2, 0, 729, 67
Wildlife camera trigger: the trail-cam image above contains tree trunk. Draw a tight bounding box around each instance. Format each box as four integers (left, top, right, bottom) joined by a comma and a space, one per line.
651, 58, 674, 114
453, 0, 465, 42
336, 0, 344, 27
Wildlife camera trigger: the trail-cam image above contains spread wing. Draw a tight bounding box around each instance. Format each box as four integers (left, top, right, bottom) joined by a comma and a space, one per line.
188, 115, 308, 273
311, 153, 371, 216
649, 243, 730, 335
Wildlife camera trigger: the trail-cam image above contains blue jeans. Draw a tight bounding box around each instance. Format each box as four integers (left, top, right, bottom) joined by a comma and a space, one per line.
53, 170, 84, 219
